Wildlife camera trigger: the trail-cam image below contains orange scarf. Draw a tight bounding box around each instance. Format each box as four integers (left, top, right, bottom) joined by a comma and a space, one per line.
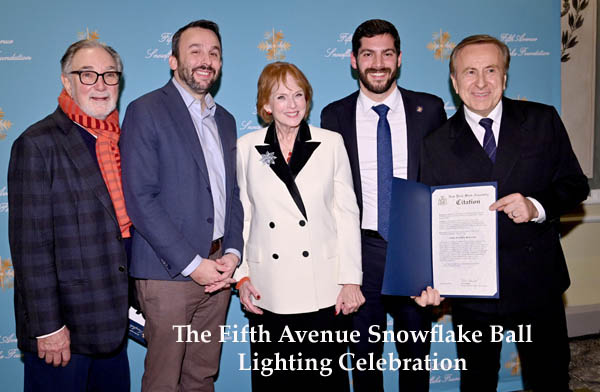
58, 89, 132, 238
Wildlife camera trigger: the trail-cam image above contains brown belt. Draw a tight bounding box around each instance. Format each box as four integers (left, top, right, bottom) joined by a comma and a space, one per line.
209, 237, 223, 255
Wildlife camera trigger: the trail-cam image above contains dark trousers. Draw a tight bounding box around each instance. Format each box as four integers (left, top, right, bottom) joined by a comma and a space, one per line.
452, 295, 571, 392
351, 234, 433, 392
23, 343, 129, 392
248, 306, 351, 392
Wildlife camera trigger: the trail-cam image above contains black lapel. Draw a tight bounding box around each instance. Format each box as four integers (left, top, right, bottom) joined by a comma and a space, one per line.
288, 121, 320, 178
491, 97, 523, 184
54, 108, 118, 226
400, 87, 421, 181
449, 106, 494, 179
337, 92, 363, 212
255, 122, 311, 220
161, 81, 210, 185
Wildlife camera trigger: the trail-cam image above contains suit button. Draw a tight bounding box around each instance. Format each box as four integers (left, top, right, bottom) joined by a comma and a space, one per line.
207, 217, 214, 224
160, 259, 170, 269
269, 222, 275, 228
207, 187, 211, 193
299, 220, 306, 227
302, 251, 309, 257
118, 265, 125, 272
116, 233, 123, 241
272, 253, 279, 260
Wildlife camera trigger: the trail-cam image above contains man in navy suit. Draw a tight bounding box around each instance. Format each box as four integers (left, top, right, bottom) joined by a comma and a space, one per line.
421, 34, 589, 391
321, 19, 446, 392
121, 20, 243, 391
8, 40, 130, 391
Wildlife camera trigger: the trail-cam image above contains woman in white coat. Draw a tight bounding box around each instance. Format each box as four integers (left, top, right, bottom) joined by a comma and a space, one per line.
234, 62, 364, 390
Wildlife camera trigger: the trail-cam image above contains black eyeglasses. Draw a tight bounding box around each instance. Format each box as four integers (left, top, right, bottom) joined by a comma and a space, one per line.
70, 70, 121, 86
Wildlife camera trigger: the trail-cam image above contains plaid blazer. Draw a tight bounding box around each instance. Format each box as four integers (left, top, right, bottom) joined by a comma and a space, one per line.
8, 107, 129, 354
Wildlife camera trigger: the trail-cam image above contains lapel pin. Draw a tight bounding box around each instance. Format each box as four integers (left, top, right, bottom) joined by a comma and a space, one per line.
259, 151, 277, 166
416, 106, 423, 113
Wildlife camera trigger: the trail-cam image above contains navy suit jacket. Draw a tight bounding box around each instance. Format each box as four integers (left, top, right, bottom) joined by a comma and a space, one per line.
121, 80, 243, 281
320, 87, 447, 220
8, 108, 129, 354
421, 97, 589, 313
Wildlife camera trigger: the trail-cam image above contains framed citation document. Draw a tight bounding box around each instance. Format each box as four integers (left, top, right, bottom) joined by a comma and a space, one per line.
382, 178, 498, 298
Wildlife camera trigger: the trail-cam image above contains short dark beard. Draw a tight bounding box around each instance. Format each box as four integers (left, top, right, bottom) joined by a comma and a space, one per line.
357, 65, 398, 95
177, 64, 219, 95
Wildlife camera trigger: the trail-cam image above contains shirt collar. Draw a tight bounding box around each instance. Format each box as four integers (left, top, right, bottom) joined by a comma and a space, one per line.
357, 85, 402, 115
171, 77, 216, 115
464, 99, 503, 126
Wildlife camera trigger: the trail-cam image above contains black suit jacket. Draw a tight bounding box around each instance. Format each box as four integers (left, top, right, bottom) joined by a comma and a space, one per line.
320, 87, 447, 220
8, 108, 129, 354
421, 97, 589, 314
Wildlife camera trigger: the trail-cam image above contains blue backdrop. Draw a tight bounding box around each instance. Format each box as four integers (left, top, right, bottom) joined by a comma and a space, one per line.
0, 0, 560, 390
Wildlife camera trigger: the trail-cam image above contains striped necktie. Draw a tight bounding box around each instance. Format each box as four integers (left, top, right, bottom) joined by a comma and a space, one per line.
479, 117, 496, 163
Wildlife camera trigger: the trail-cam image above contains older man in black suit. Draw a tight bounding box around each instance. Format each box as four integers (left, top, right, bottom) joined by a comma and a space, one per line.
420, 34, 589, 391
321, 19, 446, 392
8, 40, 130, 391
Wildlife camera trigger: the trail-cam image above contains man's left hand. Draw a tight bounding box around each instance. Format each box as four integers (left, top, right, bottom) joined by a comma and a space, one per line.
489, 193, 538, 224
204, 253, 239, 293
412, 286, 444, 307
37, 326, 71, 367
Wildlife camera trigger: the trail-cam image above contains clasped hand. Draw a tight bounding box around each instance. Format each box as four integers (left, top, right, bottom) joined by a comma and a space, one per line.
189, 253, 238, 293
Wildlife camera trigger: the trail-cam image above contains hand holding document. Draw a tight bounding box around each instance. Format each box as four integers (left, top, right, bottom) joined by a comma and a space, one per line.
431, 185, 497, 297
382, 179, 498, 298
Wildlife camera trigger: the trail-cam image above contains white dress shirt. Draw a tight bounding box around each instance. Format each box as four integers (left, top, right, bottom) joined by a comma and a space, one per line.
356, 87, 408, 231
463, 101, 545, 222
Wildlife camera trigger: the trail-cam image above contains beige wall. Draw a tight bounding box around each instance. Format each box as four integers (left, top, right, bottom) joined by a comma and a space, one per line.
562, 201, 600, 307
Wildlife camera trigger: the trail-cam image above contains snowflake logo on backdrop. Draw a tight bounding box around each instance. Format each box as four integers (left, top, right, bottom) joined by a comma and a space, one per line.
258, 29, 291, 61
427, 30, 456, 61
0, 108, 12, 140
78, 27, 100, 41
504, 352, 521, 376
0, 259, 14, 290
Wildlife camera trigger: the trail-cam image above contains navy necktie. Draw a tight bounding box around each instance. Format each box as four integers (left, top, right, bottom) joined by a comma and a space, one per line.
479, 117, 496, 163
372, 104, 392, 241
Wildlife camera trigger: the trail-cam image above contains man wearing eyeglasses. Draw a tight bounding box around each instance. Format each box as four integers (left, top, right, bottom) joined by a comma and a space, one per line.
8, 40, 130, 392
